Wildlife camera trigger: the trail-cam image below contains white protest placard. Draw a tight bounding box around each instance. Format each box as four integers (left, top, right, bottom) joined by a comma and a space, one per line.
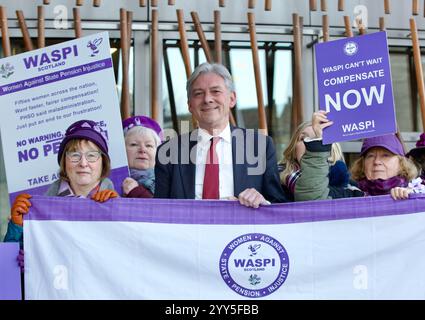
0, 32, 128, 201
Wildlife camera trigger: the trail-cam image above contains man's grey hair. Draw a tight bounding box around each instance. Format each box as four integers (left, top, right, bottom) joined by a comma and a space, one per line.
186, 62, 235, 100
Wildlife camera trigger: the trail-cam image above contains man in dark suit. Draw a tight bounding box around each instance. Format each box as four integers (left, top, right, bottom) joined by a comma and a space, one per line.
155, 63, 289, 207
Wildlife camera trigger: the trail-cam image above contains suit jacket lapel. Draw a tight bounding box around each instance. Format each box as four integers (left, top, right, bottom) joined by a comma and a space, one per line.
231, 126, 246, 197
179, 133, 197, 199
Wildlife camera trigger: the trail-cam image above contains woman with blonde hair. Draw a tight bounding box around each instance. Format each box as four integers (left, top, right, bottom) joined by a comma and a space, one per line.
279, 121, 310, 198
279, 117, 353, 201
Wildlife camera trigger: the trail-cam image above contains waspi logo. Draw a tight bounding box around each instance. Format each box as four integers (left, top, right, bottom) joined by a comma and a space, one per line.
344, 41, 358, 56
219, 233, 289, 298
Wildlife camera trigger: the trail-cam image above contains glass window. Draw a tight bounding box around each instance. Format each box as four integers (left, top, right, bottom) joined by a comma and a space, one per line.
389, 47, 417, 132
229, 44, 268, 129
115, 42, 135, 115
271, 49, 293, 160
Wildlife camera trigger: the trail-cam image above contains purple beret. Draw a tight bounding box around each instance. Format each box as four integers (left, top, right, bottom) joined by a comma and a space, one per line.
57, 120, 109, 164
360, 134, 405, 157
122, 116, 163, 142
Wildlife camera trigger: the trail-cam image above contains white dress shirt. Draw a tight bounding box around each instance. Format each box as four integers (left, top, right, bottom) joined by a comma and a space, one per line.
195, 124, 234, 200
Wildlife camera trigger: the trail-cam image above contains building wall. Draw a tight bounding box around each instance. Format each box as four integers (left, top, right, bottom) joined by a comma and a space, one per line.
0, 0, 423, 124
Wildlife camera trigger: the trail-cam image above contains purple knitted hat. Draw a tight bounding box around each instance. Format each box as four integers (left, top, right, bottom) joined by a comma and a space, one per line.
406, 133, 425, 158
360, 134, 405, 157
57, 120, 109, 164
122, 115, 163, 142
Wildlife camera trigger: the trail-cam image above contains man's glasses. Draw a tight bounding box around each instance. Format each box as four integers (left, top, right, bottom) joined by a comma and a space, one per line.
66, 151, 102, 163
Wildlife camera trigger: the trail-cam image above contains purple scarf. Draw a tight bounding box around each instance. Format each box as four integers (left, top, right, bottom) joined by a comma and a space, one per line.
358, 176, 408, 196
421, 172, 425, 185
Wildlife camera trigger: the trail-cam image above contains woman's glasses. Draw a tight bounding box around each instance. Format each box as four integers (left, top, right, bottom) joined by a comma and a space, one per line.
66, 151, 102, 163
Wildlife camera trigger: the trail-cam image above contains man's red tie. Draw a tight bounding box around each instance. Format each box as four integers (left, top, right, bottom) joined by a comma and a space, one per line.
202, 137, 220, 199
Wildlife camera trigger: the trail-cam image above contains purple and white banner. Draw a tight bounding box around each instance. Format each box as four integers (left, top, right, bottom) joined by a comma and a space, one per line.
0, 32, 128, 202
315, 31, 396, 144
24, 195, 425, 300
0, 242, 21, 300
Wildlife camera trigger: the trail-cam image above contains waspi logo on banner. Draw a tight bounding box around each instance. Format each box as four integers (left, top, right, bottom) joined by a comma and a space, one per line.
219, 233, 289, 298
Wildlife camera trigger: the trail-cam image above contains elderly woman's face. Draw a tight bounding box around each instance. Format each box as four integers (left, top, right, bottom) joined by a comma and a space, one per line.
65, 140, 103, 188
364, 147, 400, 180
125, 132, 157, 170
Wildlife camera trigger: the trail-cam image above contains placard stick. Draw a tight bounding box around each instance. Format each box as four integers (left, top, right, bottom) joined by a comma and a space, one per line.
321, 0, 327, 11
177, 10, 192, 79
177, 10, 198, 128
310, 0, 317, 11
0, 6, 11, 57
16, 10, 34, 51
384, 0, 390, 14
120, 8, 130, 120
229, 111, 238, 127
379, 17, 385, 31
295, 13, 304, 126
299, 16, 304, 47
229, 110, 237, 127
73, 8, 82, 38
127, 10, 133, 51
322, 15, 329, 42
338, 0, 344, 11
248, 0, 256, 9
265, 0, 272, 11
215, 10, 235, 126
344, 15, 353, 37
357, 17, 366, 35
214, 10, 222, 64
126, 10, 133, 93
292, 13, 304, 132
410, 18, 425, 129
151, 9, 160, 121
413, 0, 419, 15
191, 11, 213, 63
37, 6, 45, 48
248, 12, 268, 135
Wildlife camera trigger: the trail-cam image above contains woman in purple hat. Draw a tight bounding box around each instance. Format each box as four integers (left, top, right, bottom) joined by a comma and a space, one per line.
294, 111, 421, 201
4, 119, 118, 250
122, 115, 163, 198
